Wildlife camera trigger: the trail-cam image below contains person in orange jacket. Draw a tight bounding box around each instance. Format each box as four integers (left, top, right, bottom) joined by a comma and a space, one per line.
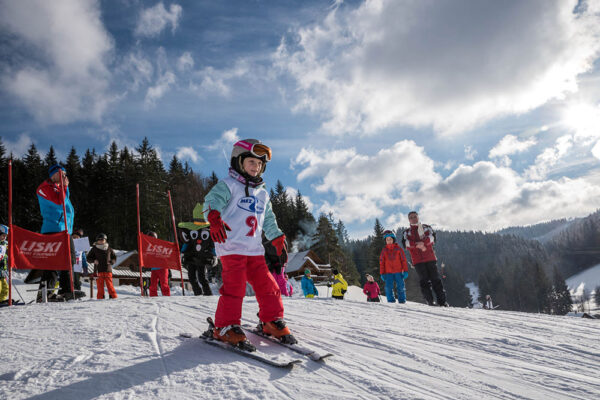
379, 230, 408, 303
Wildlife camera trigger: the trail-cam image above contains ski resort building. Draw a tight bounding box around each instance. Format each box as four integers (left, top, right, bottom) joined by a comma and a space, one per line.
286, 250, 331, 282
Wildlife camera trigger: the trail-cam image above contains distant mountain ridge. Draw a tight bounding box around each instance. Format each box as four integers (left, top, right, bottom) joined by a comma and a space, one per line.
496, 218, 578, 242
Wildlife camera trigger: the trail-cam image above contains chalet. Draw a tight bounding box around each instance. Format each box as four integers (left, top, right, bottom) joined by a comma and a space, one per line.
286, 250, 331, 282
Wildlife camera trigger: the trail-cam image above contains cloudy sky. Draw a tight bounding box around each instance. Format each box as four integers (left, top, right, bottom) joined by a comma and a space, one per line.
1, 0, 600, 237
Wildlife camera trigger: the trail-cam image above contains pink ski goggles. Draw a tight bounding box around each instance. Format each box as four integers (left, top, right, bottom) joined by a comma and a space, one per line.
235, 140, 272, 161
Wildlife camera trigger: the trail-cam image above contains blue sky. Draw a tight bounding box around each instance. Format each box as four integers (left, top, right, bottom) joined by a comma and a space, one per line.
1, 0, 600, 238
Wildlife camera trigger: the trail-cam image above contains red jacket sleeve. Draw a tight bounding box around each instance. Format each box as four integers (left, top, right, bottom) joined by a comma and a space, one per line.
400, 249, 408, 272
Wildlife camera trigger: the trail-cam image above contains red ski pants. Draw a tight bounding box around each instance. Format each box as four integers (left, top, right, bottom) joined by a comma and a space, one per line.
149, 269, 171, 297
97, 272, 117, 299
215, 255, 283, 327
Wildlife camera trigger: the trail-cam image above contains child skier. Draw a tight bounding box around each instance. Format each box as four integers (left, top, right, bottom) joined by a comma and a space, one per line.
379, 230, 408, 303
0, 225, 9, 304
204, 139, 295, 346
330, 268, 348, 300
86, 233, 117, 299
301, 269, 318, 298
363, 274, 381, 302
147, 231, 171, 297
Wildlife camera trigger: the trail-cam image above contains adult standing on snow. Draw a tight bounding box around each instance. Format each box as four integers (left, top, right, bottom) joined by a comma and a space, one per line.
301, 269, 319, 298
483, 294, 494, 309
86, 233, 117, 299
402, 212, 448, 306
330, 268, 348, 300
379, 230, 409, 303
29, 164, 76, 300
363, 274, 381, 302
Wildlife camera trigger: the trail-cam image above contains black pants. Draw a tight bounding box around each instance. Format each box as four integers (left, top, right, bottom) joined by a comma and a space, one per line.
367, 297, 380, 302
332, 295, 344, 300
186, 263, 212, 296
414, 261, 446, 305
57, 235, 77, 294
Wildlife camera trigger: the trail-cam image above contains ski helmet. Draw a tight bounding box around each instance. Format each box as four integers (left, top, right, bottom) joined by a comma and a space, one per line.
0, 224, 8, 235
383, 230, 396, 242
230, 139, 271, 178
96, 233, 107, 241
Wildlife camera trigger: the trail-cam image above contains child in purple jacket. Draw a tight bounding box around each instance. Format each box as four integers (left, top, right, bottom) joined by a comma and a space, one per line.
363, 274, 381, 302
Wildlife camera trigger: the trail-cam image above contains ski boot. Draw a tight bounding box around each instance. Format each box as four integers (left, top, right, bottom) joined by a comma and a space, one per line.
205, 317, 256, 351
258, 319, 298, 345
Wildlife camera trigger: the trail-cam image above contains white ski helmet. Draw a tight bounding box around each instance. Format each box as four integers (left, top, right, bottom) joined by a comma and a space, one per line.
230, 139, 272, 178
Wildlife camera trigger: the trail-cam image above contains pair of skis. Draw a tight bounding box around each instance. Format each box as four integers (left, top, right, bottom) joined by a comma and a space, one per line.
180, 318, 333, 368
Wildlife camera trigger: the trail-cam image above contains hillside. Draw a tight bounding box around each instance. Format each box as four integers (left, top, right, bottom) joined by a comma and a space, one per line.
1, 287, 599, 399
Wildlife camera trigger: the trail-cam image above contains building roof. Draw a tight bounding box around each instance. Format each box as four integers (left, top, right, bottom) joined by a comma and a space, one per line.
286, 250, 330, 273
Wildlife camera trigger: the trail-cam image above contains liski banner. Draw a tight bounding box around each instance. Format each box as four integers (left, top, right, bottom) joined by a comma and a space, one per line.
139, 233, 180, 269
11, 226, 71, 270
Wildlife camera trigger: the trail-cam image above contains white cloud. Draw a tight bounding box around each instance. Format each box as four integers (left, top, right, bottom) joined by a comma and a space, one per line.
177, 52, 194, 72
144, 71, 176, 108
119, 51, 154, 92
189, 61, 250, 97
525, 135, 573, 180
0, 0, 115, 125
135, 2, 182, 37
489, 134, 537, 158
3, 133, 34, 158
206, 128, 240, 151
176, 146, 201, 163
464, 145, 477, 161
274, 0, 600, 136
295, 140, 600, 230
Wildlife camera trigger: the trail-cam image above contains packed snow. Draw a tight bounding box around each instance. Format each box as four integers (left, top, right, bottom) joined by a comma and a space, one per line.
1, 279, 599, 399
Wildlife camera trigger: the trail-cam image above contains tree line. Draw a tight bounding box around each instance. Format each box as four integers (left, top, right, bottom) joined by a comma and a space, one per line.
0, 136, 575, 314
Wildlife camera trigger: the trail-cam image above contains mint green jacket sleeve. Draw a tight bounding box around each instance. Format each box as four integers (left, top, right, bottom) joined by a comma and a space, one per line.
204, 181, 231, 214
263, 199, 283, 240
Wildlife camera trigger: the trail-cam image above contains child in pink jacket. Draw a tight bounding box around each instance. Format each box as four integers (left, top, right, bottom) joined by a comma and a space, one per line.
363, 274, 381, 302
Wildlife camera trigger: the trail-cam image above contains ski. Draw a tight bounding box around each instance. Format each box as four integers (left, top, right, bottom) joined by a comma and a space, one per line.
243, 325, 333, 361
179, 332, 302, 369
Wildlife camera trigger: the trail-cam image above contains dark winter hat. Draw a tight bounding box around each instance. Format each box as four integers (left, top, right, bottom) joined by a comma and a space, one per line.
96, 233, 107, 241
304, 268, 311, 275
332, 269, 339, 275
48, 164, 65, 178
383, 230, 396, 242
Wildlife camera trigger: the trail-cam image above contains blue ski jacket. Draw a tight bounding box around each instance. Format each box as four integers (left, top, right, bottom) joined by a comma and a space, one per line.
301, 275, 318, 297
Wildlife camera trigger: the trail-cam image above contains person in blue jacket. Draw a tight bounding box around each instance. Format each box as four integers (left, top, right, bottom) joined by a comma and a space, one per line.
301, 269, 319, 298
27, 164, 76, 300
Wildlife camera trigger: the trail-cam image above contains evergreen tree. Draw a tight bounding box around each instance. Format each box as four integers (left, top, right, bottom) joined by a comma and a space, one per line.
550, 267, 573, 315
44, 145, 58, 168
0, 138, 7, 223
367, 219, 385, 282
594, 285, 600, 308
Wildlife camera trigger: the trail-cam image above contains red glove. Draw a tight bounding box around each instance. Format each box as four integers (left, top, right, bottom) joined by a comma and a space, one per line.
207, 210, 231, 243
272, 234, 287, 256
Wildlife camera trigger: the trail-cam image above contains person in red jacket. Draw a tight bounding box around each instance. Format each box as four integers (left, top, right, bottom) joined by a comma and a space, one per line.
401, 211, 447, 306
379, 230, 408, 303
363, 274, 381, 302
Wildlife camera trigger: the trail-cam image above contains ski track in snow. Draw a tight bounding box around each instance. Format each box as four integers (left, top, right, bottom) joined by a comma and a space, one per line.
1, 290, 599, 399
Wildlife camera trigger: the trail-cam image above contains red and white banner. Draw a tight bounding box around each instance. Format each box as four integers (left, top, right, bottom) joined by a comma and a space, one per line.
139, 233, 180, 270
11, 226, 71, 271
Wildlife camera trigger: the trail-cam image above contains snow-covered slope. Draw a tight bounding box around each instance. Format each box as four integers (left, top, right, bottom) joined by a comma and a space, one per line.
1, 288, 599, 399
567, 263, 600, 296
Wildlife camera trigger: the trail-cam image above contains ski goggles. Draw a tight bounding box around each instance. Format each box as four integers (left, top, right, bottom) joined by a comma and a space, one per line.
235, 140, 272, 162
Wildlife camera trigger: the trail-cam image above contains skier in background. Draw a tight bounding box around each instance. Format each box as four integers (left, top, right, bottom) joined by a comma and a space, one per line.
146, 231, 171, 297
204, 139, 295, 346
0, 225, 9, 304
402, 211, 448, 306
330, 268, 348, 300
379, 230, 408, 303
301, 269, 319, 298
70, 228, 88, 293
363, 274, 381, 302
86, 233, 117, 299
483, 294, 494, 309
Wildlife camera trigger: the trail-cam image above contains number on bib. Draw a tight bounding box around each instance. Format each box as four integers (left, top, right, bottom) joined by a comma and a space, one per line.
246, 216, 258, 237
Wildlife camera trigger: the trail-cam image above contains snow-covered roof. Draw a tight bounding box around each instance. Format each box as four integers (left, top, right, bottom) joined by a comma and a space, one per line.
286, 250, 331, 273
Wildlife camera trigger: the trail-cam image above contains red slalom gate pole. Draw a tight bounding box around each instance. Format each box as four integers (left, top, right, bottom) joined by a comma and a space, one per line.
7, 160, 13, 306
167, 191, 185, 296
136, 184, 144, 296
59, 172, 74, 294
